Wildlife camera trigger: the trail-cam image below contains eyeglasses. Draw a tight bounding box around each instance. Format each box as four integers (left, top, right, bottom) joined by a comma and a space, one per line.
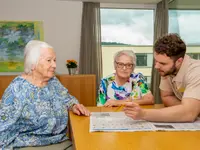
115, 61, 134, 69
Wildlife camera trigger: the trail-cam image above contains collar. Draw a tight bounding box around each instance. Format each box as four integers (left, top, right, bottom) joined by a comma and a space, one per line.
171, 54, 190, 82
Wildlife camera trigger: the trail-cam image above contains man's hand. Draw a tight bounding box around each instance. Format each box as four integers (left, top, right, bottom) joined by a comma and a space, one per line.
72, 104, 90, 116
124, 102, 145, 120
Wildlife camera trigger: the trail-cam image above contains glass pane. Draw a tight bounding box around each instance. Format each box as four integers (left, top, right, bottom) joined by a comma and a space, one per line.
101, 8, 154, 88
101, 9, 154, 46
136, 53, 147, 66
169, 10, 200, 45
187, 53, 199, 59
144, 76, 151, 88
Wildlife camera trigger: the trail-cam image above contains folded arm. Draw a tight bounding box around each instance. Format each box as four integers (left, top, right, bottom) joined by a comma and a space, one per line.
134, 92, 154, 105
160, 90, 181, 107
142, 98, 200, 122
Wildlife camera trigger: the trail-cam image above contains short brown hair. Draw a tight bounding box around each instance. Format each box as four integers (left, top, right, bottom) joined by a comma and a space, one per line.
154, 33, 186, 60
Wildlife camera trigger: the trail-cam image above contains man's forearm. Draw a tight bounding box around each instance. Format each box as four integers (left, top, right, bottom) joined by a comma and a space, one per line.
142, 105, 195, 122
162, 96, 181, 107
135, 98, 154, 105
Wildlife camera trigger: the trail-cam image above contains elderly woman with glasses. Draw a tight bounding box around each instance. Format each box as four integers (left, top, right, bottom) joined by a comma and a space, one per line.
97, 50, 154, 107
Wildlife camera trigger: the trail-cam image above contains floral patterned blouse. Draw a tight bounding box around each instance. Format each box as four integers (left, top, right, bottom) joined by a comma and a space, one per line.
0, 76, 78, 149
97, 73, 150, 106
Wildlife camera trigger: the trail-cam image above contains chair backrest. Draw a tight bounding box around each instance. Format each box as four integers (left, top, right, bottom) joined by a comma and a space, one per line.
0, 75, 17, 99
0, 74, 97, 106
57, 74, 96, 106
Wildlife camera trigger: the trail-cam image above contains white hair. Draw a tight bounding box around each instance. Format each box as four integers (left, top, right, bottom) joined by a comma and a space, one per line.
114, 50, 136, 66
24, 40, 53, 74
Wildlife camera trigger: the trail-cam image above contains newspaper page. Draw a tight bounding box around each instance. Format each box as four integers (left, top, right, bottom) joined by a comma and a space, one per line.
90, 112, 154, 132
151, 118, 200, 131
90, 112, 200, 132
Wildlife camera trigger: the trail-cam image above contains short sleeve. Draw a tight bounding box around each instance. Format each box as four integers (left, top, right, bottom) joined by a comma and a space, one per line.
96, 78, 107, 106
159, 77, 173, 92
183, 72, 200, 100
136, 73, 151, 96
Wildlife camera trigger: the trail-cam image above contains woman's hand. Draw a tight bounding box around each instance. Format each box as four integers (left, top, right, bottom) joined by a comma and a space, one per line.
104, 99, 125, 107
104, 99, 133, 107
72, 104, 90, 116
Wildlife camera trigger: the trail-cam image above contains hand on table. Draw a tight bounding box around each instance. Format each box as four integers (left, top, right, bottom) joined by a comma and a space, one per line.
72, 104, 90, 116
104, 99, 132, 107
104, 99, 119, 107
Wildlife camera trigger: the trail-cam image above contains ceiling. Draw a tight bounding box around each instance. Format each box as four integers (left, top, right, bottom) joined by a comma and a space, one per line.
64, 0, 162, 4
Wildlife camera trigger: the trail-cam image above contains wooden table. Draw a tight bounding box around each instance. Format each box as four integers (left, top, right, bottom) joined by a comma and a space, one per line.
69, 105, 200, 150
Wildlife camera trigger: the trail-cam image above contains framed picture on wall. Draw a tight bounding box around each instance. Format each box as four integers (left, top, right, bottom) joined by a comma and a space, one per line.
0, 21, 44, 72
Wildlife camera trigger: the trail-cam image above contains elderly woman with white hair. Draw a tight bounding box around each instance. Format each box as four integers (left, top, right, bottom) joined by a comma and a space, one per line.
97, 50, 154, 107
0, 40, 90, 150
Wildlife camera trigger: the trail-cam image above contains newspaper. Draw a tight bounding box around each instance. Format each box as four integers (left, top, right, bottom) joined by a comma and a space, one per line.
90, 112, 200, 132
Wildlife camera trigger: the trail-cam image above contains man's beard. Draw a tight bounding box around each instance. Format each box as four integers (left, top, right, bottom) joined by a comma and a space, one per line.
159, 63, 177, 77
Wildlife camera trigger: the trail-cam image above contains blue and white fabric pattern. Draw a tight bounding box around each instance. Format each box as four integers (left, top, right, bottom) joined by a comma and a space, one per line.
0, 76, 78, 149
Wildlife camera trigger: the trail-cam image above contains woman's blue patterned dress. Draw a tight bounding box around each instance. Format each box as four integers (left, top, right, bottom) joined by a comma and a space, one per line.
0, 76, 78, 149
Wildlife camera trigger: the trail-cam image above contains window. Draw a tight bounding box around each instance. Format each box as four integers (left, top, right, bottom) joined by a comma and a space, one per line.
136, 53, 153, 67
101, 8, 154, 86
187, 53, 200, 59
169, 10, 200, 45
136, 54, 147, 66
144, 76, 151, 87
101, 9, 200, 88
101, 9, 154, 46
169, 10, 200, 60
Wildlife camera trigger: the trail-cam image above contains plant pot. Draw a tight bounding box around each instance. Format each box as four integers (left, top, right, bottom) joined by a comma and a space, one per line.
68, 68, 77, 75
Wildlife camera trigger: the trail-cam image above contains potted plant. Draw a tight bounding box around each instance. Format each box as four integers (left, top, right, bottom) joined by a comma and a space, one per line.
66, 60, 78, 75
